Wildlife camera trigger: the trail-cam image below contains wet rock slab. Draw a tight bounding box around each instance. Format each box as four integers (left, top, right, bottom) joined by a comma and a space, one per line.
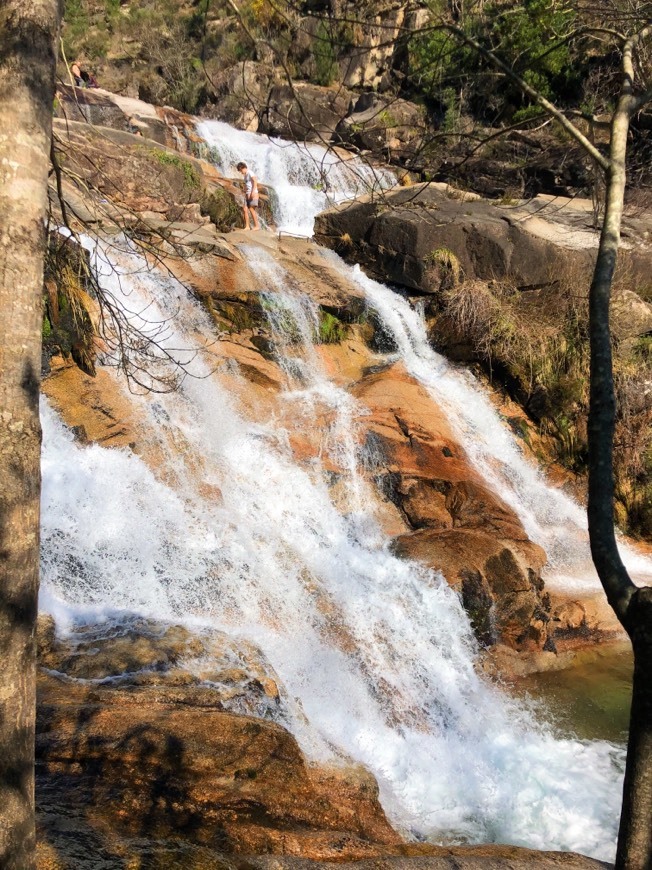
36, 615, 401, 864
36, 617, 614, 869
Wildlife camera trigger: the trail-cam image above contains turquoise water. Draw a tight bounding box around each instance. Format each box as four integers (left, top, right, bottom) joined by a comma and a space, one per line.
513, 645, 633, 744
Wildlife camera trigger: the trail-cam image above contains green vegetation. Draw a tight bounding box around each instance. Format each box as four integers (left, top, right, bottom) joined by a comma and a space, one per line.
152, 150, 201, 190
410, 0, 581, 125
633, 334, 652, 362
313, 20, 339, 87
377, 109, 397, 128
59, 0, 615, 135
260, 295, 302, 343
61, 0, 220, 112
317, 310, 347, 344
43, 239, 97, 377
441, 276, 589, 453
200, 186, 242, 231
204, 297, 264, 333
62, 0, 91, 57
437, 272, 652, 537
427, 247, 462, 287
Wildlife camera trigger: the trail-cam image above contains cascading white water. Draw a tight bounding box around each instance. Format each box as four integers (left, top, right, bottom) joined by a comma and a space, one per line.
196, 119, 395, 236
41, 234, 627, 862
193, 118, 652, 589
328, 255, 652, 591
244, 247, 374, 528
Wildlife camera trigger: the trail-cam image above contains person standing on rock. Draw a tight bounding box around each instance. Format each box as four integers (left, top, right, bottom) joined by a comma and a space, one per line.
70, 60, 85, 88
237, 161, 260, 231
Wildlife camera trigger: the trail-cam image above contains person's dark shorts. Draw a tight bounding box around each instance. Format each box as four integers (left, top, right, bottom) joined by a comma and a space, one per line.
247, 196, 259, 208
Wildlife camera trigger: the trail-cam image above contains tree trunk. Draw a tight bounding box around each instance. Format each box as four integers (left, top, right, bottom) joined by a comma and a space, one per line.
0, 2, 61, 868
587, 105, 635, 621
616, 588, 652, 870
586, 86, 652, 870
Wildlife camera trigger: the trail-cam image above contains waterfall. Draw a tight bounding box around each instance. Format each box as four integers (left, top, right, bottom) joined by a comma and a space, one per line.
193, 120, 652, 586
244, 247, 375, 530
323, 257, 652, 592
196, 119, 395, 236
41, 234, 627, 862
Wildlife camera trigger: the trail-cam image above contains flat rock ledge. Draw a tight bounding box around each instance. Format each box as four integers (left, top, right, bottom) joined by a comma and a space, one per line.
36, 842, 611, 869
240, 854, 610, 869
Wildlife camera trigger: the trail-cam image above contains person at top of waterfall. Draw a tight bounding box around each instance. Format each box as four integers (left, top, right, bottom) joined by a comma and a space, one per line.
71, 60, 99, 89
71, 61, 85, 88
236, 162, 260, 231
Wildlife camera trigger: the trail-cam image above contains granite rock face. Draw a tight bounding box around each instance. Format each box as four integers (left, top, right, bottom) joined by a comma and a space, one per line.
36, 618, 401, 864
314, 185, 602, 293
261, 82, 355, 142
314, 183, 652, 295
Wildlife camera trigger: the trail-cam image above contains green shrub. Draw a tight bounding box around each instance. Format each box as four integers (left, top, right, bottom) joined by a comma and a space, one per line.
201, 186, 241, 231
153, 150, 201, 190
410, 0, 581, 123
633, 334, 652, 361
62, 0, 90, 56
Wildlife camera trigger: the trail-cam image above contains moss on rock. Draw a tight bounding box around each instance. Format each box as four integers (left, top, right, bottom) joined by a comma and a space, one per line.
201, 185, 242, 231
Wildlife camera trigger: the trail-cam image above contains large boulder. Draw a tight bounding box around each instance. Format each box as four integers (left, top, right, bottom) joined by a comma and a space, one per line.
54, 86, 200, 150
336, 94, 425, 163
206, 61, 278, 132
36, 617, 401, 860
35, 619, 611, 868
314, 185, 603, 294
393, 530, 548, 650
261, 82, 354, 142
51, 118, 208, 219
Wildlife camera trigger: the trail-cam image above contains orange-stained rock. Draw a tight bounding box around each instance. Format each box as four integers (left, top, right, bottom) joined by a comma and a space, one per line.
42, 356, 141, 449
36, 617, 402, 861
546, 588, 624, 651
35, 620, 611, 868
36, 671, 401, 860
42, 215, 608, 660
346, 362, 551, 652
393, 529, 547, 650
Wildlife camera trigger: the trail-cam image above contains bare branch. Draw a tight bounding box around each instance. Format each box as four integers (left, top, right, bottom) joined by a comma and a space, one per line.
436, 20, 611, 172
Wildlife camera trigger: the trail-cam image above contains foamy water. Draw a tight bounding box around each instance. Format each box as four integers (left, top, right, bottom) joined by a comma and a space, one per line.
39, 233, 629, 861
330, 258, 652, 592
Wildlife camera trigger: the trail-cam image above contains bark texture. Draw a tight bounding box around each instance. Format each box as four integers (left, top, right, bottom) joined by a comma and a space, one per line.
587, 99, 636, 625
0, 1, 61, 868
585, 32, 652, 870
616, 588, 652, 870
